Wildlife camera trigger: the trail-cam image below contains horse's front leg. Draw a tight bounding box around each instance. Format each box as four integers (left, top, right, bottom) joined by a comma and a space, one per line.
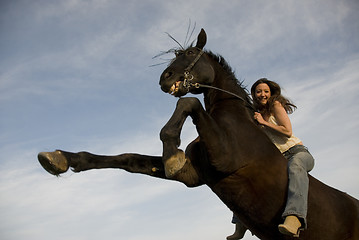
38, 150, 166, 179
160, 97, 211, 178
38, 150, 203, 187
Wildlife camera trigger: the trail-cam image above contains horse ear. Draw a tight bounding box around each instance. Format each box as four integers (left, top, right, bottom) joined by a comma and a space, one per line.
195, 28, 207, 49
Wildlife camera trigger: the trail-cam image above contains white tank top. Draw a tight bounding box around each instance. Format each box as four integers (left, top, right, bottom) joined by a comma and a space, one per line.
262, 115, 302, 153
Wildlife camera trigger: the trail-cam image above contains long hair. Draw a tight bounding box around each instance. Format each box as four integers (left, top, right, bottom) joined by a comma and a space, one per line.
251, 78, 296, 115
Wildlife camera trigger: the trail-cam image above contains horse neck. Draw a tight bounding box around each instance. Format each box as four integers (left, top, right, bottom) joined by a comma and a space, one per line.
203, 67, 250, 114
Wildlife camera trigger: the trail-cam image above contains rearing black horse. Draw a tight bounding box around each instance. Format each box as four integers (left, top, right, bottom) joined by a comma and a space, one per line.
38, 29, 359, 239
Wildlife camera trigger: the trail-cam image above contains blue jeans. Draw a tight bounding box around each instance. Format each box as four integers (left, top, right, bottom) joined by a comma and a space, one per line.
282, 145, 315, 228
231, 145, 315, 228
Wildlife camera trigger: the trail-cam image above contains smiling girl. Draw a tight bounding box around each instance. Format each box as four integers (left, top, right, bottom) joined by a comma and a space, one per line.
251, 78, 315, 237
227, 78, 315, 239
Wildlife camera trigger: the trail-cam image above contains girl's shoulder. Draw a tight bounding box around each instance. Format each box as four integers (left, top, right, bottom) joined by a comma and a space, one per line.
272, 100, 288, 115
273, 100, 284, 109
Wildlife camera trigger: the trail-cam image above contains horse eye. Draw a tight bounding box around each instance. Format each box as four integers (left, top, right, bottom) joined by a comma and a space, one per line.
186, 50, 194, 55
175, 50, 184, 57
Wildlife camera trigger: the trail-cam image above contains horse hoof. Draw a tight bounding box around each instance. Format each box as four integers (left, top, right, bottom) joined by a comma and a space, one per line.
38, 151, 69, 175
164, 149, 186, 178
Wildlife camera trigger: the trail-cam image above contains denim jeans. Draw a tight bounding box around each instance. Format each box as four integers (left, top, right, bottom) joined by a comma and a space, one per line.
282, 145, 315, 228
231, 145, 314, 227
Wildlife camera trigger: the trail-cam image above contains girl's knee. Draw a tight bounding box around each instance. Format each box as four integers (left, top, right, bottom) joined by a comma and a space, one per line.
288, 152, 314, 172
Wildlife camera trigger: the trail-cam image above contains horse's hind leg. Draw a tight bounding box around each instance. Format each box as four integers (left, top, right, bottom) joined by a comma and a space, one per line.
38, 150, 167, 179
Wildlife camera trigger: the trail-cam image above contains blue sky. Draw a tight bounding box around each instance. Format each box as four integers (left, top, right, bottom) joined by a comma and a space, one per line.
1, 1, 358, 239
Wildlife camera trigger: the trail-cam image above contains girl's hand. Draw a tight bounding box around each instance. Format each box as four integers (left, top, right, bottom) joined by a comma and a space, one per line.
254, 112, 266, 125
254, 101, 293, 137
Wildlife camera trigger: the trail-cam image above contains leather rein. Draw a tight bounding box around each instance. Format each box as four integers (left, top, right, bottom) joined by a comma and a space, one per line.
181, 49, 255, 111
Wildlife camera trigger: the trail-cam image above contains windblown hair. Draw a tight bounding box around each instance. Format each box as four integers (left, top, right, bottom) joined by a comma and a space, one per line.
251, 78, 296, 115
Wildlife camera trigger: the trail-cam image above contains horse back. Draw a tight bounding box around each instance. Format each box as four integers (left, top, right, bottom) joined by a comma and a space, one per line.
304, 175, 359, 239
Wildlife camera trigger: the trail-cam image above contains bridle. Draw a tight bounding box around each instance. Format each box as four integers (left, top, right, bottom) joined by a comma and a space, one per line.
181, 49, 256, 111
183, 48, 204, 90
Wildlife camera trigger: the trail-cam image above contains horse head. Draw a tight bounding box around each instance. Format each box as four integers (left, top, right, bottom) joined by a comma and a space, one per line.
159, 29, 215, 97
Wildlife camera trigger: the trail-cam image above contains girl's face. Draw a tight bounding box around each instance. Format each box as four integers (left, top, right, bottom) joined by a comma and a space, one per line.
255, 83, 271, 106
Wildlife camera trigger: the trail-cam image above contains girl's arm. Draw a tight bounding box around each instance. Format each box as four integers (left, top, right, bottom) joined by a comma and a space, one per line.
254, 101, 293, 137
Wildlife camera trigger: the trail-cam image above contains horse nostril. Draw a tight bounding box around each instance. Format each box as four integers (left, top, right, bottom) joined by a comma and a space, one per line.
164, 71, 172, 79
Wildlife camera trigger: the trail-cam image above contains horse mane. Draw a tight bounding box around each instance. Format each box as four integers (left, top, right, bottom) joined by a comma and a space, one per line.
205, 50, 254, 112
